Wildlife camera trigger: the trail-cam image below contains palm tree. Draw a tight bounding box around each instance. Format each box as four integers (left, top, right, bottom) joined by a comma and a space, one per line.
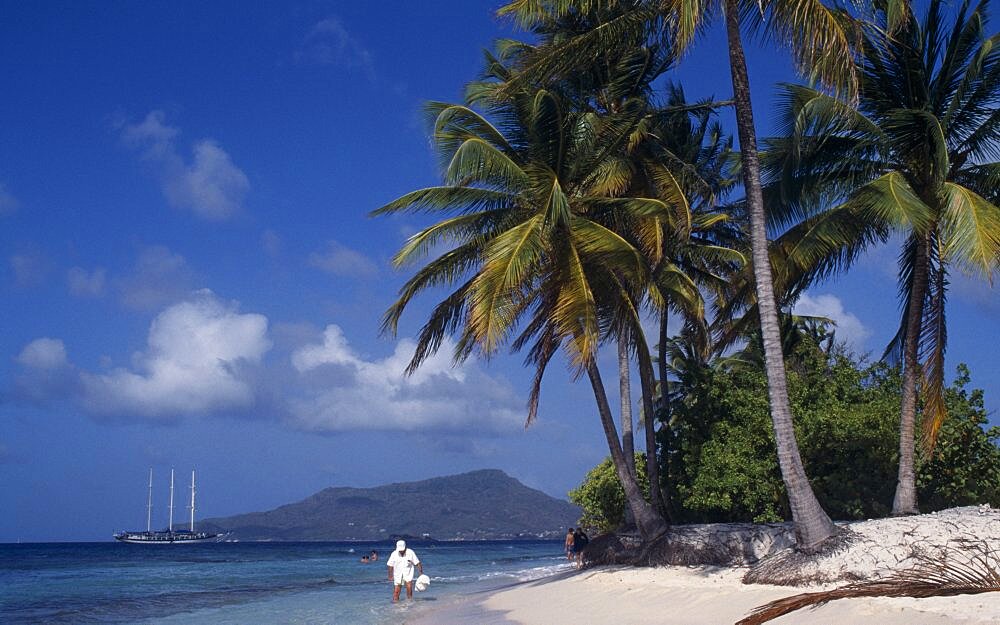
764, 0, 1000, 515
498, 0, 859, 552
374, 58, 677, 539
492, 11, 741, 518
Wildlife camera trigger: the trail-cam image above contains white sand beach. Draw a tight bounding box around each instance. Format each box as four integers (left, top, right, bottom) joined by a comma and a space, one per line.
410, 508, 1000, 625
411, 565, 1000, 624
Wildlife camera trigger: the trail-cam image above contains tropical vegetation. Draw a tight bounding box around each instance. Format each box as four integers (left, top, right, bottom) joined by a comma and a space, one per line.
573, 340, 1000, 528
373, 0, 1000, 554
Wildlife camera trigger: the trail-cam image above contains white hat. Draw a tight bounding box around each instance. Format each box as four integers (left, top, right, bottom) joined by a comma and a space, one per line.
396, 540, 406, 551
415, 574, 430, 592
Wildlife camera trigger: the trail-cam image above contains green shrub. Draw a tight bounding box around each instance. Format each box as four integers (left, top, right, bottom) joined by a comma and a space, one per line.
571, 348, 999, 528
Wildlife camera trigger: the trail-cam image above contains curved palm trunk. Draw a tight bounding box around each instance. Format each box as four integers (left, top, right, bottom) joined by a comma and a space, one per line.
892, 234, 930, 515
723, 0, 837, 551
586, 359, 668, 540
635, 338, 666, 515
618, 339, 636, 473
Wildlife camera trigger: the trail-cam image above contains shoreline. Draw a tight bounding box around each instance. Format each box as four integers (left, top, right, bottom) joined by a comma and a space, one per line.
407, 565, 1000, 625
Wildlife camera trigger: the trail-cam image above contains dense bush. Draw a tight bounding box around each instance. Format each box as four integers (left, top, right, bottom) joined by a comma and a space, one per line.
572, 346, 1000, 528
568, 453, 648, 533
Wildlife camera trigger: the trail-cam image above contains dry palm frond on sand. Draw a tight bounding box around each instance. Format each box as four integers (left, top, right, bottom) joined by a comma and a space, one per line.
736, 546, 1000, 625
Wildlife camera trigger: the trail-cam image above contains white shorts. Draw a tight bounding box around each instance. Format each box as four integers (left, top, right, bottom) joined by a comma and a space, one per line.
394, 570, 414, 585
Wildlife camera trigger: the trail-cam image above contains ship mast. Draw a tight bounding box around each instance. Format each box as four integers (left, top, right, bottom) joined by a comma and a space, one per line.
189, 470, 196, 532
146, 468, 153, 533
168, 468, 175, 532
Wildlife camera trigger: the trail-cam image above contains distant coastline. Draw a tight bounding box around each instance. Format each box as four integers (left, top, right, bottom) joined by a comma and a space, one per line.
199, 469, 580, 542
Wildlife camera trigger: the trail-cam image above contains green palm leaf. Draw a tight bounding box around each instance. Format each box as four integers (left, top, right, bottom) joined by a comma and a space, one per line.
939, 183, 1000, 278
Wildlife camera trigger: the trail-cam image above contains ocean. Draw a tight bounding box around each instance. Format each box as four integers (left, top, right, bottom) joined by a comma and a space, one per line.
0, 540, 571, 624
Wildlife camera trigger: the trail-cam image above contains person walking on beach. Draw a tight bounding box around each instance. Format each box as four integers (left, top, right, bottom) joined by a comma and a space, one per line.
573, 528, 589, 568
387, 540, 423, 602
564, 528, 575, 560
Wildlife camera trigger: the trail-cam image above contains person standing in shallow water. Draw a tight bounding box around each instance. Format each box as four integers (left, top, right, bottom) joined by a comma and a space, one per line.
564, 528, 575, 560
387, 540, 423, 602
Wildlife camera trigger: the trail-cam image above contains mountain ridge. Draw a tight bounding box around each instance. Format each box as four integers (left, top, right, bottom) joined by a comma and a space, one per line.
201, 469, 580, 541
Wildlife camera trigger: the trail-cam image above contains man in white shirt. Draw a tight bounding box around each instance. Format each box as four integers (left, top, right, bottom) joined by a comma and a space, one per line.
387, 539, 424, 602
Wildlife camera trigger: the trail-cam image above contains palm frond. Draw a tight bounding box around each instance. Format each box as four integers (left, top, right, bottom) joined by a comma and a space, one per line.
372, 186, 514, 217
939, 183, 1000, 280
758, 0, 862, 102
444, 137, 529, 189
920, 245, 948, 449
737, 546, 1000, 625
553, 240, 600, 369
469, 214, 546, 353
405, 281, 474, 375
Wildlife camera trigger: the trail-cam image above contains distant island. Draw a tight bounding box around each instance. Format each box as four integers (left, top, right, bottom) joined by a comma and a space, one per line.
200, 469, 581, 541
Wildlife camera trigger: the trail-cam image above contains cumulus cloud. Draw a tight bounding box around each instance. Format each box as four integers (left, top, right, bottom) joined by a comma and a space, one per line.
9, 299, 523, 436
67, 266, 106, 297
117, 245, 198, 311
308, 240, 378, 278
80, 291, 271, 419
297, 17, 375, 79
17, 338, 69, 370
0, 183, 19, 215
793, 292, 872, 352
288, 325, 523, 433
121, 111, 249, 221
11, 338, 76, 402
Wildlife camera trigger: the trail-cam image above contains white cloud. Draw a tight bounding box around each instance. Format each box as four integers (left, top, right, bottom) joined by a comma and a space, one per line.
8, 298, 523, 436
0, 183, 19, 215
297, 17, 375, 79
117, 245, 198, 310
11, 338, 77, 402
16, 338, 68, 370
308, 240, 378, 278
122, 111, 249, 221
793, 292, 872, 352
67, 266, 106, 297
80, 291, 271, 419
289, 325, 523, 433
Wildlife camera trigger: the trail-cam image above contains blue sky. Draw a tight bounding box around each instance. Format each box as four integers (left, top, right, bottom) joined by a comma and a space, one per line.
2, 1, 997, 542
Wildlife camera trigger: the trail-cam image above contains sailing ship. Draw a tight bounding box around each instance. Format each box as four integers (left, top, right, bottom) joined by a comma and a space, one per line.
114, 469, 220, 543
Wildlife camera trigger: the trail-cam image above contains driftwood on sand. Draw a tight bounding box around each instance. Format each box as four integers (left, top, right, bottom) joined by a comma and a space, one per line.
581, 522, 796, 568
736, 545, 1000, 625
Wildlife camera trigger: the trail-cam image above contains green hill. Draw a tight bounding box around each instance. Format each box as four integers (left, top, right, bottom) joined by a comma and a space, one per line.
200, 469, 580, 541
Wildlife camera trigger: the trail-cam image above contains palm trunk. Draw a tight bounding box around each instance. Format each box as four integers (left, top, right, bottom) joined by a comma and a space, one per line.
658, 308, 674, 519
618, 339, 636, 474
658, 308, 669, 413
586, 359, 668, 540
723, 0, 837, 551
635, 338, 666, 515
618, 338, 637, 531
892, 233, 930, 515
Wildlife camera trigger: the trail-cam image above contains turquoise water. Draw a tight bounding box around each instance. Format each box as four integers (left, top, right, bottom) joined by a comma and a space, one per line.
0, 540, 571, 624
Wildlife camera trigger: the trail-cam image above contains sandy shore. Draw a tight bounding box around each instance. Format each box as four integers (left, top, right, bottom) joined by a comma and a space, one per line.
408, 565, 1000, 624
